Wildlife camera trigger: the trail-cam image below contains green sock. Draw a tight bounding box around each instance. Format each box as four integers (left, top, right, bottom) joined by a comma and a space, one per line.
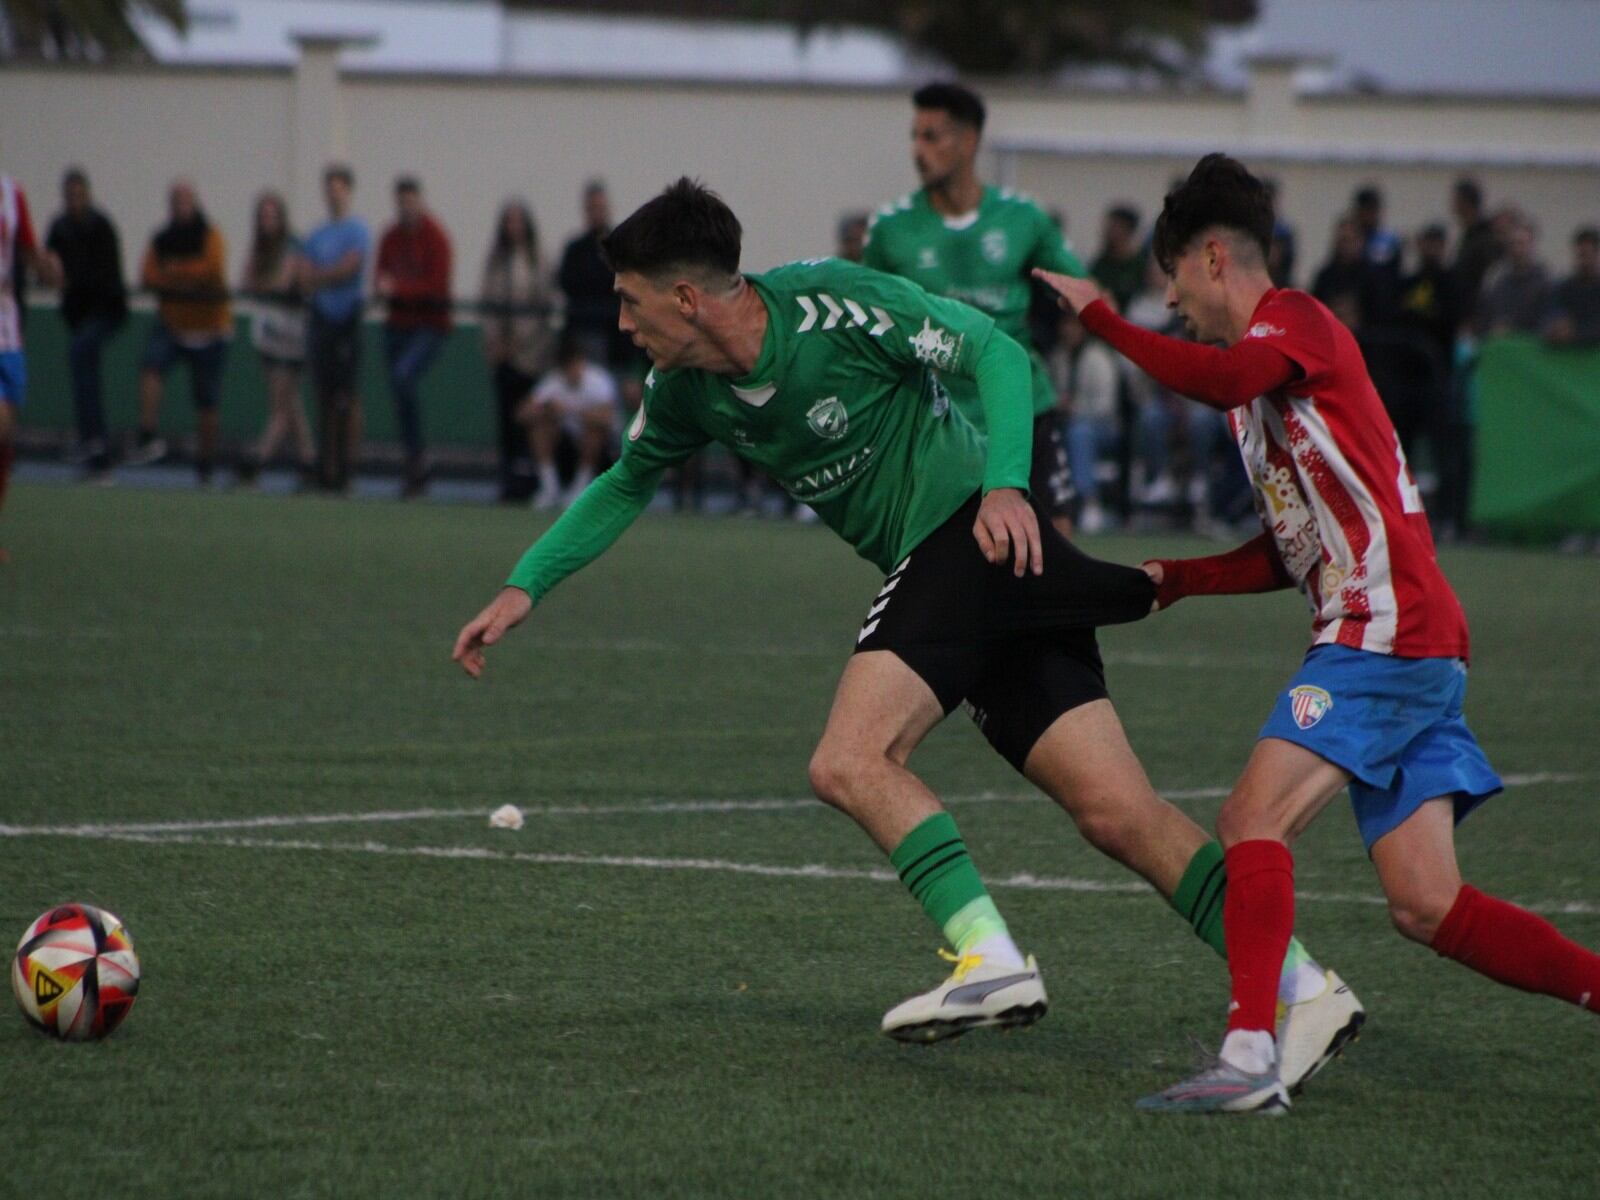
1171, 840, 1312, 972
889, 813, 1008, 952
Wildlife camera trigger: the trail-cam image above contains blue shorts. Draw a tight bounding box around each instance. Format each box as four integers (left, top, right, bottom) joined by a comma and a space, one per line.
142, 324, 227, 410
1260, 644, 1503, 851
0, 350, 25, 407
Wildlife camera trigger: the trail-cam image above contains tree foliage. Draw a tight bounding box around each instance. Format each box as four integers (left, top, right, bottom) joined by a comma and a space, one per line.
2, 0, 187, 60
515, 0, 1257, 74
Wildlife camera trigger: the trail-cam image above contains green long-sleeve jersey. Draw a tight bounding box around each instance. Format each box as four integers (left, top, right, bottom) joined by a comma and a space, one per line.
861, 185, 1085, 418
506, 257, 1034, 603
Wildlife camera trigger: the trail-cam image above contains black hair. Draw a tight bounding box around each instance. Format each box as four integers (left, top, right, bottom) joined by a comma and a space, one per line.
1574, 226, 1599, 247
1453, 177, 1483, 210
1151, 154, 1274, 274
1107, 203, 1141, 230
323, 163, 354, 188
1353, 184, 1382, 212
395, 175, 421, 196
1419, 222, 1448, 243
912, 81, 986, 133
489, 199, 539, 268
601, 176, 742, 282
62, 166, 89, 190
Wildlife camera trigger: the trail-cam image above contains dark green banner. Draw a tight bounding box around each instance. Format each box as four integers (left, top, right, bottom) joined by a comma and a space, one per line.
1474, 334, 1600, 540
17, 305, 499, 447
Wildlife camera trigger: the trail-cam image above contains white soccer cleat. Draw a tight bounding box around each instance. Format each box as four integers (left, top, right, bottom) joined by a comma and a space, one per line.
1276, 968, 1365, 1095
881, 950, 1047, 1044
1136, 1057, 1290, 1115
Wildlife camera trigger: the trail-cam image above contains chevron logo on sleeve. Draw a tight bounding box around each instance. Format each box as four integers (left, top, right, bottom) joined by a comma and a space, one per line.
796, 296, 894, 337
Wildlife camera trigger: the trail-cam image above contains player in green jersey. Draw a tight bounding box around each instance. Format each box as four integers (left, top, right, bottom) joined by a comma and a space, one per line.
453, 180, 1361, 1079
862, 82, 1085, 536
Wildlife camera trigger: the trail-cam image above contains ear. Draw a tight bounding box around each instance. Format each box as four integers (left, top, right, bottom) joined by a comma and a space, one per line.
673, 281, 699, 318
1204, 237, 1227, 280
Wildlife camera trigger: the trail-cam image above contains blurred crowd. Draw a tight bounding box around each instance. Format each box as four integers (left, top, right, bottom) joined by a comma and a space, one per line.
1028, 178, 1600, 541
11, 162, 1600, 536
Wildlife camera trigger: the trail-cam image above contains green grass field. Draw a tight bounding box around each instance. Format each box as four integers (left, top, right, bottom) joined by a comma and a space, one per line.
4, 483, 1597, 1198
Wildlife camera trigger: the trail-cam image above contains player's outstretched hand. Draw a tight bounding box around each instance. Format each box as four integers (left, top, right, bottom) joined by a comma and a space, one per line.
452, 587, 533, 678
1031, 268, 1110, 315
975, 488, 1044, 577
1142, 559, 1186, 613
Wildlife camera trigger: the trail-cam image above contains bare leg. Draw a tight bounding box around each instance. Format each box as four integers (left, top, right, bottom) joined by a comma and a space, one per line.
807, 650, 949, 852
1022, 699, 1208, 897
577, 411, 610, 475
283, 368, 314, 465
1369, 797, 1462, 944
138, 369, 162, 435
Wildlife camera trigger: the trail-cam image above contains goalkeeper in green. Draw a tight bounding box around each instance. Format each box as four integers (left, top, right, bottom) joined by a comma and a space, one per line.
453, 179, 1362, 1083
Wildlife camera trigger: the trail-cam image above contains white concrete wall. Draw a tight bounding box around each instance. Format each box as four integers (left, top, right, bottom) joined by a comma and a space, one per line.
2, 60, 1596, 298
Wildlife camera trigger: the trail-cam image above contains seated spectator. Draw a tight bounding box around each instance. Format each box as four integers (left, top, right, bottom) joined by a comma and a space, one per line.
518, 336, 618, 511
1474, 219, 1550, 336
375, 176, 452, 499
298, 164, 370, 494
1312, 216, 1392, 330
1050, 308, 1121, 534
481, 199, 559, 503
132, 179, 230, 485
1544, 226, 1600, 347
1352, 183, 1402, 279
1090, 203, 1145, 311
238, 191, 312, 486
46, 167, 126, 477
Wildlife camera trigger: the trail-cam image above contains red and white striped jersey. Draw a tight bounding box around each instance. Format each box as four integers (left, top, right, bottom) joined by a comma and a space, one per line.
1228, 288, 1470, 660
0, 174, 39, 353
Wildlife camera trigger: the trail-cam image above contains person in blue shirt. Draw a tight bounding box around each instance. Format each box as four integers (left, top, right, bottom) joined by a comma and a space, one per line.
298, 164, 371, 492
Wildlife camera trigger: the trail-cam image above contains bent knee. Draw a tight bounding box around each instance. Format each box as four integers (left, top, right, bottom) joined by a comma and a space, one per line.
807, 744, 860, 810
1067, 801, 1140, 860
1387, 894, 1455, 945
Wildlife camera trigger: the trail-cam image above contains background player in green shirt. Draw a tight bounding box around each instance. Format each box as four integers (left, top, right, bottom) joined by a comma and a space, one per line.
452, 180, 1360, 1080
862, 81, 1085, 536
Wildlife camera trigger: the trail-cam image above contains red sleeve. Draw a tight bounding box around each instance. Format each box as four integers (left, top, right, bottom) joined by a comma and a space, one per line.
13, 187, 38, 255
1150, 531, 1294, 609
1079, 300, 1298, 410
376, 229, 397, 276
424, 219, 451, 297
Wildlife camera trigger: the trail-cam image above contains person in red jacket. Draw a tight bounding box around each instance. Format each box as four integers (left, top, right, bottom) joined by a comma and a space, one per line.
375, 176, 451, 498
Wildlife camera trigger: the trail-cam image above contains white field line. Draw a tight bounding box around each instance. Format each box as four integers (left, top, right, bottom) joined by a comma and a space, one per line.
0, 772, 1585, 840
24, 828, 1600, 917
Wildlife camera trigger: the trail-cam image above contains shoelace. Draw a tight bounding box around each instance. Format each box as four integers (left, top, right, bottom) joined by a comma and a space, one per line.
937, 947, 984, 981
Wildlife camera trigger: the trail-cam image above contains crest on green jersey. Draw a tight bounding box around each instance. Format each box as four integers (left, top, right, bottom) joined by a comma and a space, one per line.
982, 229, 1008, 264
909, 318, 962, 371
807, 396, 849, 440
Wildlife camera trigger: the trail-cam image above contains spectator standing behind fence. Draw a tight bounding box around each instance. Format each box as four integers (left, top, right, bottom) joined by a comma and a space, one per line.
131, 180, 230, 485
1398, 224, 1463, 369
1312, 216, 1392, 331
1544, 227, 1600, 348
298, 165, 369, 494
1352, 184, 1402, 283
1474, 219, 1550, 336
1263, 177, 1296, 287
375, 177, 452, 499
481, 199, 559, 503
1450, 178, 1498, 316
45, 167, 125, 478
1089, 203, 1145, 311
519, 336, 617, 511
237, 192, 312, 487
558, 180, 619, 366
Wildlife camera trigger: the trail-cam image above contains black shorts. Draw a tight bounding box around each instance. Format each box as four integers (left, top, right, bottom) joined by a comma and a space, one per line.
853, 492, 1155, 771
308, 311, 363, 397
1030, 410, 1075, 519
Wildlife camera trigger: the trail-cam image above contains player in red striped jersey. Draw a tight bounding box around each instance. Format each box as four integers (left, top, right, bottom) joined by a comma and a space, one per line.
0, 172, 63, 564
1036, 154, 1600, 1115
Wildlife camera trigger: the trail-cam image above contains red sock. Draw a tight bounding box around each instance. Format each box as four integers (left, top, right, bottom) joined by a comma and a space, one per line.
1223, 839, 1297, 1035
1432, 885, 1600, 1012
0, 439, 13, 513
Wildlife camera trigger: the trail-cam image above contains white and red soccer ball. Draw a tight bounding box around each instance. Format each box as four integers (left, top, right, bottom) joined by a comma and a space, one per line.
11, 903, 140, 1040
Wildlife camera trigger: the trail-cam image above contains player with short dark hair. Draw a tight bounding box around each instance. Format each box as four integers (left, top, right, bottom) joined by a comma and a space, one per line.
863, 81, 1087, 537
1037, 152, 1600, 1114
454, 179, 1362, 1071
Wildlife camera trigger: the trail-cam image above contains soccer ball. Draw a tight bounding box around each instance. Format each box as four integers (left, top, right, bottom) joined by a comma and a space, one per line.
11, 903, 141, 1040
